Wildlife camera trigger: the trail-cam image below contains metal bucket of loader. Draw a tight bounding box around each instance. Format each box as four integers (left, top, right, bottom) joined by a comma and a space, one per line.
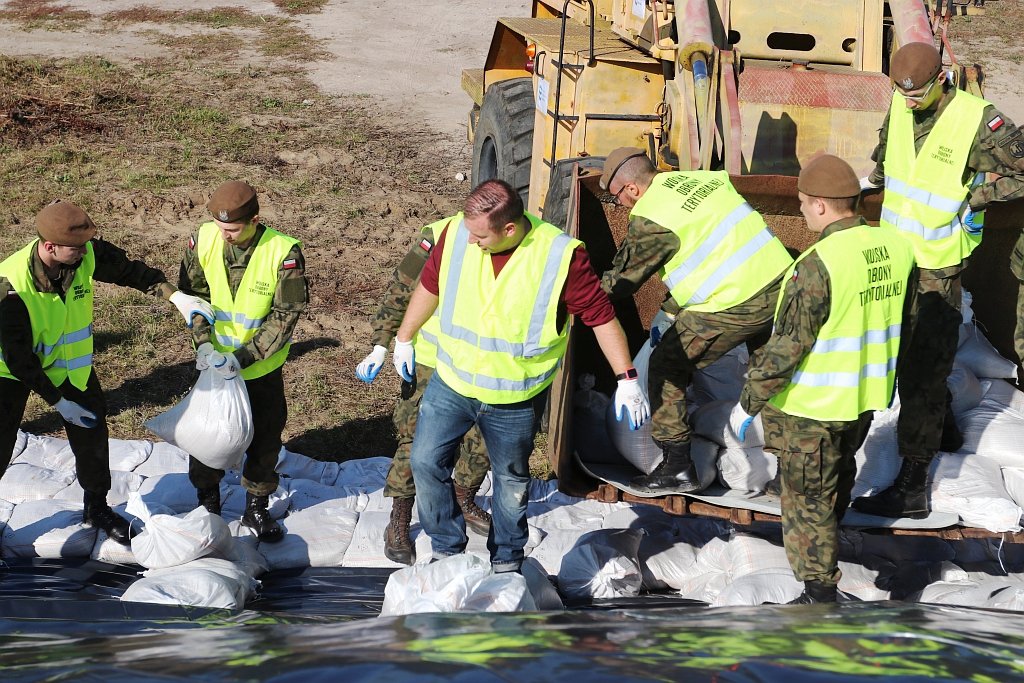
548, 163, 1024, 502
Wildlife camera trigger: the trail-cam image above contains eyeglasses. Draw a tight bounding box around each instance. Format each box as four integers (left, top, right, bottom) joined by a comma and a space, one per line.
895, 76, 938, 103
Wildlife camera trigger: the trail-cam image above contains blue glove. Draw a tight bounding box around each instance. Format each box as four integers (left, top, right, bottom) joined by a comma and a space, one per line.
614, 378, 650, 431
356, 345, 388, 383
961, 205, 983, 235
169, 291, 215, 328
729, 404, 755, 442
650, 325, 662, 348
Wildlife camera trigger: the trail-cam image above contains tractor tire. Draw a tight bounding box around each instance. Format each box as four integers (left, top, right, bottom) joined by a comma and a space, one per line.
542, 155, 607, 231
471, 77, 535, 205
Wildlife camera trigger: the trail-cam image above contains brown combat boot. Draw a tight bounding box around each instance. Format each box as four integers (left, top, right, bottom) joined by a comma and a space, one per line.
454, 483, 491, 536
385, 496, 415, 565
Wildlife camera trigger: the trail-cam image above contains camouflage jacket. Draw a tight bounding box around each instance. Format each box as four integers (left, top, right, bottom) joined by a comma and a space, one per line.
0, 238, 175, 405
599, 215, 682, 315
868, 87, 1024, 278
369, 222, 447, 348
178, 224, 308, 369
740, 216, 918, 417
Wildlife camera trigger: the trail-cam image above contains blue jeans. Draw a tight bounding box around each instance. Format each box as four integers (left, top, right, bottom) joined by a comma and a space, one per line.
410, 373, 543, 572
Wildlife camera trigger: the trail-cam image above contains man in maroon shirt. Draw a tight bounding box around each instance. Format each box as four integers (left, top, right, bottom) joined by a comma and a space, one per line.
391, 180, 647, 573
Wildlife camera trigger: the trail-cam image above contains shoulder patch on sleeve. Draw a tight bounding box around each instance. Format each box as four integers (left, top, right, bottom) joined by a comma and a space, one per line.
1001, 128, 1024, 157
188, 235, 196, 250
282, 258, 298, 270
418, 237, 433, 252
987, 115, 1005, 132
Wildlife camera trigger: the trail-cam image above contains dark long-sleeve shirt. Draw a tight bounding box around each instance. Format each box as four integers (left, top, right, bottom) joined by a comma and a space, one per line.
0, 238, 175, 405
178, 224, 308, 369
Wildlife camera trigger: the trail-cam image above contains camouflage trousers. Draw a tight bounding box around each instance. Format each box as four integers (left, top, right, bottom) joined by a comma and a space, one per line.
762, 404, 873, 586
648, 278, 781, 445
897, 270, 961, 462
384, 363, 490, 498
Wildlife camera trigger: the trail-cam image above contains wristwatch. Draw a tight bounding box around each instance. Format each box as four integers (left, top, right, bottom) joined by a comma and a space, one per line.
615, 368, 639, 381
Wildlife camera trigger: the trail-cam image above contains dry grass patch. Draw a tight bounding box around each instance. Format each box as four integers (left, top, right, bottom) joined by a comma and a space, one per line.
273, 0, 329, 15
0, 0, 90, 26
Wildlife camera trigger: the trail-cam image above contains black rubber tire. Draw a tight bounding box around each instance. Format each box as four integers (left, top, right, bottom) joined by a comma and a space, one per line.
471, 77, 535, 205
542, 155, 607, 231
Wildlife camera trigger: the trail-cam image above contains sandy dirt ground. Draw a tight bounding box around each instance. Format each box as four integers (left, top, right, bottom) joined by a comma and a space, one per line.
0, 0, 1021, 463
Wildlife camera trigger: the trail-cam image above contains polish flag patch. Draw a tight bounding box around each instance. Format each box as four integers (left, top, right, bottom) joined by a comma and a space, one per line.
282, 258, 298, 270
419, 238, 432, 252
988, 115, 1005, 131
188, 235, 195, 250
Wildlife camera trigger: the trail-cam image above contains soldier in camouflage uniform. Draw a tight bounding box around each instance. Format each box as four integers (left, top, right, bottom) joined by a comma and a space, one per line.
734, 156, 916, 603
853, 42, 1024, 520
598, 148, 793, 492
179, 181, 308, 542
355, 216, 491, 565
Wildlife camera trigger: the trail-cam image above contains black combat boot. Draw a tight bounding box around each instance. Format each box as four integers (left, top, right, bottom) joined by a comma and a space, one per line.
788, 580, 838, 604
196, 486, 221, 516
630, 441, 701, 492
851, 459, 930, 519
454, 482, 492, 536
384, 496, 415, 565
83, 491, 134, 546
241, 492, 284, 542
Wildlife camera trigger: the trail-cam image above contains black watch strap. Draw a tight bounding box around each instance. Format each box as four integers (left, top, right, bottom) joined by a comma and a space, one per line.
615, 368, 639, 381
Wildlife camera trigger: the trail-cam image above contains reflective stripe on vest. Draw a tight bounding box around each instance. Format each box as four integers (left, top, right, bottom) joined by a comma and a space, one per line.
0, 240, 96, 390
411, 214, 457, 369
196, 222, 300, 380
630, 171, 793, 313
768, 226, 914, 422
880, 90, 989, 270
433, 214, 579, 404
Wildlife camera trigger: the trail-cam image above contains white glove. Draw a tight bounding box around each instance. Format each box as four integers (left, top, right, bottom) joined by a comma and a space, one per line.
356, 345, 388, 383
208, 351, 241, 380
195, 342, 216, 371
169, 291, 215, 328
859, 176, 881, 192
393, 339, 415, 383
55, 398, 98, 428
614, 378, 650, 431
729, 404, 755, 442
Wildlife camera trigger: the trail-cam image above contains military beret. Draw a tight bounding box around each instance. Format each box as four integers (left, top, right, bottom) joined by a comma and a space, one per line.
798, 154, 861, 198
890, 42, 941, 92
600, 147, 649, 191
36, 201, 97, 246
208, 181, 259, 223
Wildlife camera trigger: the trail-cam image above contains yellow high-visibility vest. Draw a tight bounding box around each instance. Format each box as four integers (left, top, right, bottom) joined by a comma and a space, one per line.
412, 214, 459, 370
630, 171, 793, 313
0, 240, 95, 391
769, 226, 914, 421
880, 90, 989, 270
434, 214, 580, 404
196, 222, 300, 380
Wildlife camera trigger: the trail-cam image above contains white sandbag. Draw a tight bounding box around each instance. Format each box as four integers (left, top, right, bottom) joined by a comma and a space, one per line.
0, 463, 77, 503
2, 499, 97, 558
918, 574, 1024, 609
674, 536, 732, 602
1002, 468, 1024, 508
957, 398, 1024, 468
276, 449, 341, 486
713, 570, 804, 606
726, 533, 793, 577
642, 539, 698, 591
133, 442, 190, 477
11, 430, 27, 461
527, 504, 609, 576
130, 503, 233, 569
947, 363, 984, 416
851, 413, 902, 498
838, 561, 890, 601
380, 554, 537, 616
0, 498, 14, 528
717, 446, 777, 493
284, 478, 359, 513
557, 528, 643, 600
122, 560, 252, 610
692, 400, 765, 448
929, 452, 1022, 533
135, 473, 203, 514
55, 470, 145, 507
341, 509, 430, 568
257, 503, 357, 570
606, 340, 662, 474
956, 324, 1018, 379
689, 345, 749, 409
334, 456, 391, 490
11, 433, 75, 470
145, 367, 254, 471
981, 379, 1024, 411
107, 439, 153, 473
